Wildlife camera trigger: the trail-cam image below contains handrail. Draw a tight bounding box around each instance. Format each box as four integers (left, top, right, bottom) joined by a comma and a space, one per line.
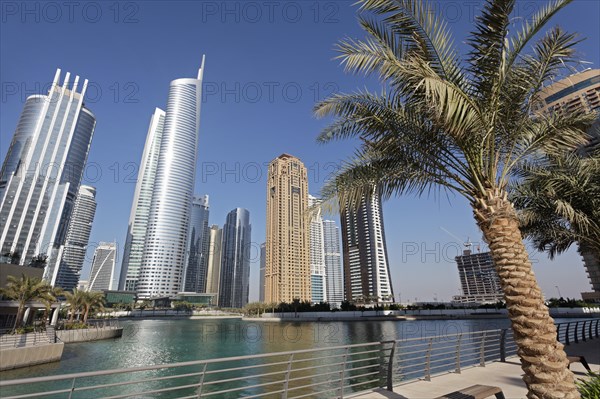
1, 319, 598, 399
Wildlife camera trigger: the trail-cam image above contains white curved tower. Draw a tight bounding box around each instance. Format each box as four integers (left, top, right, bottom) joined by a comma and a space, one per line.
137, 58, 206, 299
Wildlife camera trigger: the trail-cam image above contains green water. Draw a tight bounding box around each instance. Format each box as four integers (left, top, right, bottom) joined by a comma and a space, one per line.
1, 318, 513, 397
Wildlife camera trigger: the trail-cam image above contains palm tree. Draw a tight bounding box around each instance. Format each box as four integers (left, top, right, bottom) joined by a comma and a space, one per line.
39, 287, 64, 327
0, 275, 53, 329
511, 148, 600, 266
81, 291, 105, 323
64, 289, 84, 322
314, 0, 596, 396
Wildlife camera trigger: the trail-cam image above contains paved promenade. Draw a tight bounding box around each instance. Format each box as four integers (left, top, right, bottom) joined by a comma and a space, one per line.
353, 340, 599, 398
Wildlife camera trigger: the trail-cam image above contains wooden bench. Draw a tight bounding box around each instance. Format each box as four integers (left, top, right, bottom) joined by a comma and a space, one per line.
435, 384, 505, 399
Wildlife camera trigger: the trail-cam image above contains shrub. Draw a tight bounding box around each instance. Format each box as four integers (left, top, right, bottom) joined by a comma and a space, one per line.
577, 374, 600, 399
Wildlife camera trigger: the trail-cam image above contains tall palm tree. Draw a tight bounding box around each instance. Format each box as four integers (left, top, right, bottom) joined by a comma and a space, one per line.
314, 0, 596, 397
0, 275, 53, 329
81, 291, 105, 323
512, 148, 600, 263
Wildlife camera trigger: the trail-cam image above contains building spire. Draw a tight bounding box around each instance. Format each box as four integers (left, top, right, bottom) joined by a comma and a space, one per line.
197, 55, 206, 80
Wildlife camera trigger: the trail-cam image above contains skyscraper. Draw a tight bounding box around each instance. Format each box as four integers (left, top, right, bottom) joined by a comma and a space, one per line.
323, 220, 343, 308
308, 195, 327, 303
51, 185, 97, 291
452, 250, 503, 305
136, 58, 206, 299
340, 193, 394, 304
218, 208, 251, 308
119, 108, 166, 291
205, 225, 222, 300
259, 242, 266, 303
265, 154, 311, 303
183, 195, 210, 293
88, 242, 117, 291
0, 69, 96, 274
535, 69, 600, 299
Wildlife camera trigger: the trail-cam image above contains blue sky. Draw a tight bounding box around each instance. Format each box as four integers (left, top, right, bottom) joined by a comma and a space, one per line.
1, 0, 599, 302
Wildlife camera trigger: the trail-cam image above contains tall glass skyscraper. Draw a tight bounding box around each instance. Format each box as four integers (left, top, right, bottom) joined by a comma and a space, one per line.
323, 220, 343, 308
340, 193, 394, 304
52, 185, 97, 291
119, 108, 166, 291
183, 195, 210, 293
89, 242, 117, 291
135, 58, 206, 299
0, 69, 96, 276
308, 195, 327, 303
218, 208, 251, 308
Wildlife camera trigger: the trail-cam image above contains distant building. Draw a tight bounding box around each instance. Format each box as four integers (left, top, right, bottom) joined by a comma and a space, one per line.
119, 108, 165, 292
0, 69, 96, 275
205, 225, 223, 302
259, 242, 266, 302
452, 250, 503, 305
265, 154, 311, 303
323, 220, 344, 308
52, 185, 97, 291
308, 195, 327, 303
89, 242, 117, 291
218, 208, 251, 308
535, 69, 600, 294
340, 193, 394, 304
183, 195, 210, 293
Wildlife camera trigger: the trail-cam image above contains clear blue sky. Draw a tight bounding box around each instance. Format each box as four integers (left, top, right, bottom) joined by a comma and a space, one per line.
1, 0, 599, 302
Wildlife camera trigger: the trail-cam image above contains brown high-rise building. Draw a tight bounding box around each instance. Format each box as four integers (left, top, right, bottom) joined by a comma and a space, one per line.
265, 154, 311, 303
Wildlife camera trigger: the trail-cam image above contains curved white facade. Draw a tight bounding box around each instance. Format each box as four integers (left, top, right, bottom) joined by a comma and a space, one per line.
137, 60, 205, 299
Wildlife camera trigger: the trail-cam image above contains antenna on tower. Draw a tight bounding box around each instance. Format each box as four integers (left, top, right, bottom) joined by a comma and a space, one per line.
197, 54, 206, 80
464, 237, 472, 250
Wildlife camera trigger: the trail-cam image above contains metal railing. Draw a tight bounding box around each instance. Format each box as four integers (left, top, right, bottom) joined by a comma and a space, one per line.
0, 331, 53, 349
556, 318, 600, 346
1, 320, 598, 399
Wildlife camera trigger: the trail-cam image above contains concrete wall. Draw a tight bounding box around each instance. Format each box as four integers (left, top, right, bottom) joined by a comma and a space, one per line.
56, 327, 123, 343
0, 342, 64, 371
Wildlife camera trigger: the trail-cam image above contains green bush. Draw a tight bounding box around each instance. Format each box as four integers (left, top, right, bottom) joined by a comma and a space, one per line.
64, 322, 89, 330
577, 373, 600, 399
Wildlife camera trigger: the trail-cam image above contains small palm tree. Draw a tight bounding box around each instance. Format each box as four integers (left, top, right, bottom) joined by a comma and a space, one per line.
64, 289, 85, 322
0, 275, 53, 329
81, 291, 105, 323
39, 287, 64, 327
315, 0, 596, 396
512, 148, 600, 264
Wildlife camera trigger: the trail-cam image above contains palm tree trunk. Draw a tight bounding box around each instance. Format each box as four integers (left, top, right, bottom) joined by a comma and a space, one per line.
474, 189, 578, 399
14, 304, 25, 329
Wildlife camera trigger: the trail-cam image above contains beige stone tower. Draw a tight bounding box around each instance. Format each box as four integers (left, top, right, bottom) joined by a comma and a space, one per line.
265, 154, 311, 303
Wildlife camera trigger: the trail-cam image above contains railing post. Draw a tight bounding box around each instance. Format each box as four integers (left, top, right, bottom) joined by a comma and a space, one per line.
500, 329, 507, 362
589, 320, 593, 341
424, 338, 433, 381
574, 321, 579, 344
386, 341, 396, 391
281, 353, 294, 399
565, 323, 570, 345
582, 320, 587, 342
68, 377, 77, 399
479, 331, 487, 367
556, 323, 561, 342
596, 319, 599, 339
455, 334, 462, 374
196, 363, 207, 398
339, 347, 350, 398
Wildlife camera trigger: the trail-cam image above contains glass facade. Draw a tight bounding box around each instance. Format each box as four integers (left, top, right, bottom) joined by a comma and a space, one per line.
218, 208, 251, 308
89, 242, 117, 291
0, 70, 96, 275
119, 108, 166, 291
183, 195, 210, 293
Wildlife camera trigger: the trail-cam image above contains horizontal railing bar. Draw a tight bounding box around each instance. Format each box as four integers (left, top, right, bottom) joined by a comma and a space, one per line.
288, 382, 342, 399
202, 370, 287, 387
2, 386, 74, 399
102, 381, 201, 399
72, 369, 205, 392
290, 356, 380, 375
203, 360, 290, 376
